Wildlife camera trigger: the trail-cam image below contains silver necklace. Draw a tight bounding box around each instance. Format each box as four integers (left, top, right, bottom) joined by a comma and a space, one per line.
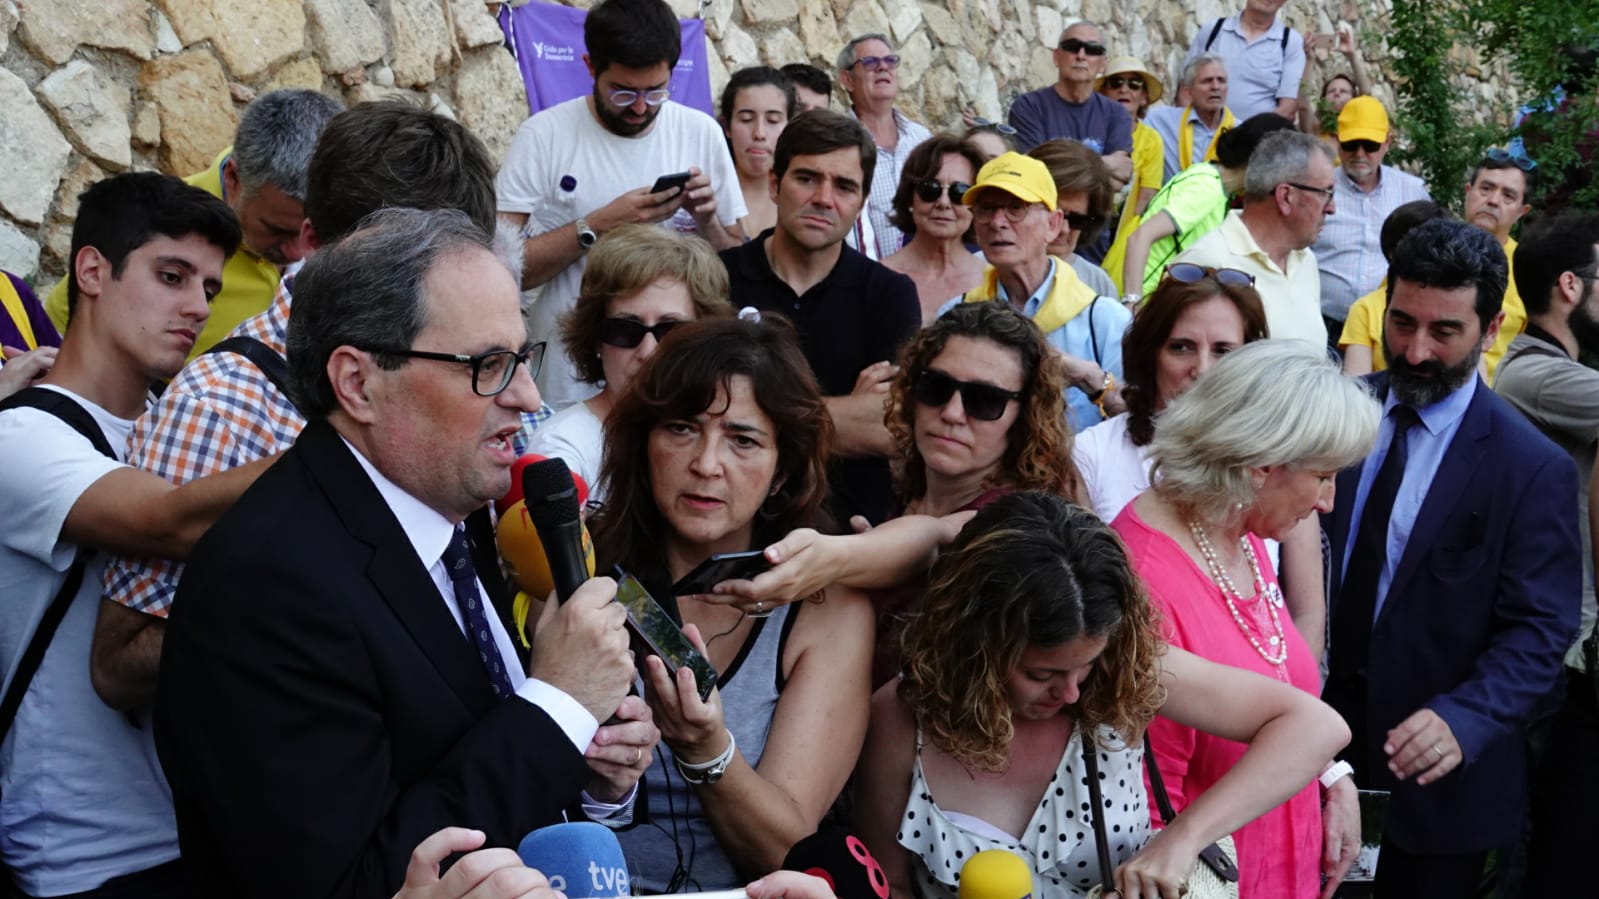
1185, 518, 1289, 668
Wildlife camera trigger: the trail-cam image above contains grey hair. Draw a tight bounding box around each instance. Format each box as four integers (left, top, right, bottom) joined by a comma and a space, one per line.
1181, 52, 1227, 87
837, 33, 894, 71
286, 207, 496, 419
1058, 19, 1102, 42
1243, 130, 1333, 202
1147, 340, 1380, 527
232, 89, 345, 202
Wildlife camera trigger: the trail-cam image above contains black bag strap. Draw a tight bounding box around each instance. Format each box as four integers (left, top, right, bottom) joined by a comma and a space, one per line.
1080, 730, 1119, 894
1088, 297, 1103, 367
1203, 18, 1224, 51
206, 336, 296, 411
0, 387, 118, 744
1140, 732, 1240, 883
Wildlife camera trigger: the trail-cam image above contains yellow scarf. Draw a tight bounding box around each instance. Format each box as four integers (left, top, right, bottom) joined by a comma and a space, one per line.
963, 257, 1097, 333
1178, 107, 1237, 170
0, 274, 37, 350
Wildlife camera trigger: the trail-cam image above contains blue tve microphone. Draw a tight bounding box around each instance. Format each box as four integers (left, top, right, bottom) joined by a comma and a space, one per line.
516, 821, 631, 898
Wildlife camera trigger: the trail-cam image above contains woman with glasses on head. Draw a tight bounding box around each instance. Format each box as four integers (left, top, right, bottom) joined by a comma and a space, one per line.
1095, 57, 1168, 293
1028, 139, 1119, 298
883, 135, 990, 321
1110, 341, 1379, 898
520, 225, 731, 502
959, 116, 1019, 162
855, 490, 1354, 899
721, 67, 796, 239
589, 315, 874, 892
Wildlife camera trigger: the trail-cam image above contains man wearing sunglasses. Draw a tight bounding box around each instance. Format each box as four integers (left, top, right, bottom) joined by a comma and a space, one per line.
836, 33, 932, 260
1310, 96, 1430, 344
1464, 149, 1537, 377
1184, 0, 1306, 121
498, 0, 747, 408
1175, 130, 1333, 346
1008, 21, 1134, 187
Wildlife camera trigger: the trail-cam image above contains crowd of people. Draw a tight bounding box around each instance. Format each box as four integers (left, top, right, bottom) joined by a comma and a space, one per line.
0, 1, 1594, 898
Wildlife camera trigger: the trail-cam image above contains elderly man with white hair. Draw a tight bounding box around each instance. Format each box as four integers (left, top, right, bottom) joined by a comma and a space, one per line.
838, 32, 931, 259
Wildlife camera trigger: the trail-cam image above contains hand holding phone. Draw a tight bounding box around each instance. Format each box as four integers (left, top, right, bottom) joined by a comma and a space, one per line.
650, 171, 692, 195
614, 572, 718, 702
670, 550, 775, 596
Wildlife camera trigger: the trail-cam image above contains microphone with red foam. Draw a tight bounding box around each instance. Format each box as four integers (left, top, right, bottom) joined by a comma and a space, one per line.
496, 455, 596, 603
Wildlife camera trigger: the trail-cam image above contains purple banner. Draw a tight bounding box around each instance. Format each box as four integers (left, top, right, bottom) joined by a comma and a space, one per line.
498, 1, 713, 117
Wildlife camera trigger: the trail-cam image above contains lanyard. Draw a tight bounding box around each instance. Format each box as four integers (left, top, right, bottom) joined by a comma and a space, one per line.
1178, 107, 1237, 170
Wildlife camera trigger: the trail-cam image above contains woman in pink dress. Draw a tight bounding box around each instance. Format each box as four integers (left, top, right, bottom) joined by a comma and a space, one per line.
1112, 339, 1380, 898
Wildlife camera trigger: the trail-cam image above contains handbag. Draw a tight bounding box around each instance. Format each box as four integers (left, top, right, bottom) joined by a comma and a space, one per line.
1081, 730, 1240, 899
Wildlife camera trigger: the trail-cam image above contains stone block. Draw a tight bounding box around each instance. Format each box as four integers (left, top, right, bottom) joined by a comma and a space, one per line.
452, 0, 505, 49
306, 0, 386, 72
1035, 6, 1062, 51
38, 59, 133, 171
132, 102, 162, 147
1005, 0, 1033, 42
797, 0, 839, 62
154, 9, 182, 54
718, 20, 760, 74
52, 155, 109, 225
1026, 45, 1055, 91
0, 218, 40, 280
760, 29, 806, 72
705, 49, 730, 106
454, 47, 528, 164
157, 0, 306, 81
1080, 0, 1113, 29
390, 0, 454, 88
0, 68, 72, 226
705, 0, 735, 41
919, 3, 957, 43
139, 49, 236, 176
841, 0, 891, 44
0, 1, 18, 56
888, 2, 922, 44
899, 31, 931, 89
264, 57, 328, 93
17, 0, 154, 65
742, 0, 798, 26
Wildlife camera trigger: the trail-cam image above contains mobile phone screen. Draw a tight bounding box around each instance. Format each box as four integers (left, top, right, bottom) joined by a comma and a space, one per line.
615, 573, 718, 701
650, 171, 691, 194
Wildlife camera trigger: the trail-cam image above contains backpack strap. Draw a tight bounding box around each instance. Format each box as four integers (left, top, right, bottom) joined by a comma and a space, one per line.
205, 335, 297, 412
1203, 17, 1225, 52
1281, 24, 1291, 53
0, 387, 118, 744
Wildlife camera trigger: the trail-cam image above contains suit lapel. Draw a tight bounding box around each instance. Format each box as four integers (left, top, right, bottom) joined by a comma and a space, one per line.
296, 420, 496, 713
1326, 373, 1388, 602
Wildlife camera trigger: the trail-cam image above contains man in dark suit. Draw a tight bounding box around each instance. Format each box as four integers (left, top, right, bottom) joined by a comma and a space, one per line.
1322, 218, 1582, 897
155, 207, 653, 899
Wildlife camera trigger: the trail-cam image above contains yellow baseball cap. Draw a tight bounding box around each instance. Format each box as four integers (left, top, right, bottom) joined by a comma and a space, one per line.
962, 151, 1059, 210
1336, 96, 1391, 144
1094, 56, 1164, 105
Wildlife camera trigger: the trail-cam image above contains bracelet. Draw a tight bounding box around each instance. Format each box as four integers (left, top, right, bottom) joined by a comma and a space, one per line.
1318, 759, 1354, 789
674, 729, 736, 785
1090, 372, 1116, 416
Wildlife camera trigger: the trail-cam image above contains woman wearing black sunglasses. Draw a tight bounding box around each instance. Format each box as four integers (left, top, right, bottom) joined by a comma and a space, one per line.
883, 135, 989, 321
521, 225, 732, 502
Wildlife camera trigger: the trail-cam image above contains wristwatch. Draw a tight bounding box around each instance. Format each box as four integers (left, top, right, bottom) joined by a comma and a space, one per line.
575, 217, 598, 250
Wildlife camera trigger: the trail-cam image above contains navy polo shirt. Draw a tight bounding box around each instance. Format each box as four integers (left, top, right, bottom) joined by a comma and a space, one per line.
721, 231, 921, 525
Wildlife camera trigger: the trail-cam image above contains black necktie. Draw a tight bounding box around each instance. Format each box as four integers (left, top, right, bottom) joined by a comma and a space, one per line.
443, 525, 516, 699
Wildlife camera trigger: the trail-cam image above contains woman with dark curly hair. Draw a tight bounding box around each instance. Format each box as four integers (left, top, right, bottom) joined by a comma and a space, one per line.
855, 491, 1351, 899
588, 316, 874, 893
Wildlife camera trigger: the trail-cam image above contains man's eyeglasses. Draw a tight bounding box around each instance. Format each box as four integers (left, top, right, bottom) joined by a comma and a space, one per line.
1166, 262, 1256, 288
1059, 38, 1107, 56
969, 117, 1018, 136
1287, 181, 1337, 203
971, 199, 1044, 223
598, 317, 686, 349
1104, 75, 1145, 91
913, 179, 972, 204
606, 87, 671, 108
849, 54, 899, 71
368, 342, 546, 397
912, 368, 1023, 421
1339, 139, 1381, 155
1063, 211, 1102, 232
1485, 147, 1538, 171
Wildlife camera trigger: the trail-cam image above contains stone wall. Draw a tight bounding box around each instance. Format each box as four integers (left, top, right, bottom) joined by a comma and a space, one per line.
0, 0, 1509, 289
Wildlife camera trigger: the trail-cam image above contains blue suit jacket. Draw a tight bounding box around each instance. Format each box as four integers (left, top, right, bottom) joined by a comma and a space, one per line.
1322, 374, 1581, 853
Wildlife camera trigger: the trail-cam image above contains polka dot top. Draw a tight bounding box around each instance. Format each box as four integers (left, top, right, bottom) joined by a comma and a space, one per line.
897, 725, 1152, 898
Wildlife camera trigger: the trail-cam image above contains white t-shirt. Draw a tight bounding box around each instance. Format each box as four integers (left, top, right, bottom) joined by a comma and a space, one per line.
524, 400, 607, 505
0, 386, 181, 895
496, 98, 746, 406
1073, 412, 1152, 523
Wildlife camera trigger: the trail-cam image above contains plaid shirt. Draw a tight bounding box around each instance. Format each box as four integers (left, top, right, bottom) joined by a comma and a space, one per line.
103, 280, 305, 617
851, 107, 931, 260
1310, 165, 1431, 320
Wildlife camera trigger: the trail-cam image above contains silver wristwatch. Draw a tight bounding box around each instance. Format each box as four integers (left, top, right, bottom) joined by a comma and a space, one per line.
575, 217, 598, 250
675, 729, 736, 785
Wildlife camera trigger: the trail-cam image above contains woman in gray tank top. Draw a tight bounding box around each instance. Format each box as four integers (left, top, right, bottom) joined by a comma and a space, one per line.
590, 316, 875, 892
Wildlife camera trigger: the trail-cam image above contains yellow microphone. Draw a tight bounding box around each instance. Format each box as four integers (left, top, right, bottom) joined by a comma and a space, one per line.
957, 849, 1033, 899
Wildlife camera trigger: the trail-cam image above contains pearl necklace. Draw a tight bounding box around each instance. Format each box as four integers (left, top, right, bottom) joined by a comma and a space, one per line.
1185, 518, 1289, 668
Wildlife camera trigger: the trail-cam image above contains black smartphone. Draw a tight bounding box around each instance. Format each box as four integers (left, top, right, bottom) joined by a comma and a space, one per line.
650, 171, 691, 194
670, 550, 773, 596
614, 572, 718, 702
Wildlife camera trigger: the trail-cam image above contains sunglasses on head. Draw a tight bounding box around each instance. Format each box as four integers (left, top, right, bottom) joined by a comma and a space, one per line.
913, 179, 972, 204
1059, 38, 1107, 56
1165, 262, 1256, 288
1105, 75, 1145, 91
912, 368, 1023, 421
598, 317, 685, 349
969, 117, 1019, 136
1063, 211, 1102, 232
1339, 139, 1381, 155
1485, 147, 1538, 171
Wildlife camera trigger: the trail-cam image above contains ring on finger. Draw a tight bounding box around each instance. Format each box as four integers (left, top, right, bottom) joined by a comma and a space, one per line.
1431, 743, 1444, 761
631, 747, 642, 765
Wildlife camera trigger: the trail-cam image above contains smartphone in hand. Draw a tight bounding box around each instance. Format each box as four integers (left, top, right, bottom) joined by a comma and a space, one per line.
670, 550, 774, 596
614, 571, 718, 702
650, 171, 692, 194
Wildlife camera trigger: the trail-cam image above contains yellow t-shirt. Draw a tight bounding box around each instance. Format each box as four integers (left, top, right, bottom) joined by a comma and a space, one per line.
1103, 122, 1166, 294
43, 149, 281, 362
1339, 283, 1388, 372
1483, 236, 1524, 382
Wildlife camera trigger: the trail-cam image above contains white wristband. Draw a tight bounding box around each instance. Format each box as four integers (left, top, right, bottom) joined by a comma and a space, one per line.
677, 729, 735, 770
1319, 759, 1354, 789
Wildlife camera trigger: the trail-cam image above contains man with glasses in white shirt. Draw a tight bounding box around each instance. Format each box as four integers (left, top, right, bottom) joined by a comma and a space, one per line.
497, 0, 746, 410
837, 33, 931, 260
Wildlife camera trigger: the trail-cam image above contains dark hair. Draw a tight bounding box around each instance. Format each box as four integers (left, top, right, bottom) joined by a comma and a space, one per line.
897, 491, 1164, 770
962, 123, 1019, 154
888, 134, 985, 238
773, 109, 877, 188
780, 62, 832, 99
1028, 139, 1115, 246
1387, 218, 1509, 329
1321, 73, 1357, 99
1467, 154, 1539, 199
1380, 200, 1452, 261
1514, 212, 1599, 317
584, 0, 681, 73
286, 208, 495, 419
591, 316, 833, 591
886, 302, 1081, 504
1121, 277, 1269, 447
1214, 113, 1297, 170
303, 101, 497, 244
67, 172, 241, 320
721, 66, 796, 122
